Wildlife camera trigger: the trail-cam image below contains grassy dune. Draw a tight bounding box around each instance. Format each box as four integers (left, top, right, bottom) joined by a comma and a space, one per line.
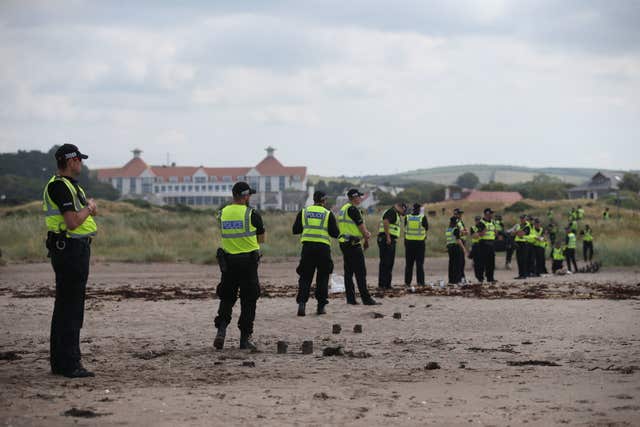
1, 199, 638, 266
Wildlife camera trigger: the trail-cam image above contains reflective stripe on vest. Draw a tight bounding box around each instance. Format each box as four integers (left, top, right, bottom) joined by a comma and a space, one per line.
470, 225, 480, 244
480, 219, 495, 241
583, 230, 593, 242
404, 214, 426, 241
567, 233, 576, 249
456, 219, 466, 240
378, 209, 400, 237
300, 205, 331, 245
514, 222, 530, 243
552, 247, 564, 260
446, 227, 456, 246
220, 204, 260, 254
338, 203, 362, 243
42, 175, 97, 238
532, 227, 546, 247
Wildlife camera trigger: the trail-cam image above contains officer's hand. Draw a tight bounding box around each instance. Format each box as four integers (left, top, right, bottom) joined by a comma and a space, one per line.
386, 235, 391, 245
363, 240, 369, 250
87, 199, 98, 216
364, 230, 371, 239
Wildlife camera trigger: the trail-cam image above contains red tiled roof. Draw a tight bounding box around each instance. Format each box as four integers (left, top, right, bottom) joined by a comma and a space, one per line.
96, 157, 149, 179
464, 190, 523, 203
203, 167, 251, 180
255, 156, 306, 177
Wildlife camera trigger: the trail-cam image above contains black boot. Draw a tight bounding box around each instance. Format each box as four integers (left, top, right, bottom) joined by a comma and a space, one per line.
297, 302, 306, 317
239, 334, 257, 350
213, 324, 227, 350
316, 303, 326, 315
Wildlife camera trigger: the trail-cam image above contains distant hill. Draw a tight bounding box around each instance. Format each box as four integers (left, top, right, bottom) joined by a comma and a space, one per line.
360, 165, 634, 186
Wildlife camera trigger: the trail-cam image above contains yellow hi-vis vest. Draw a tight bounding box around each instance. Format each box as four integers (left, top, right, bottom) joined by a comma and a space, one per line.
300, 205, 331, 246
470, 225, 481, 244
446, 227, 457, 246
577, 208, 585, 219
219, 204, 260, 255
583, 229, 593, 242
43, 175, 97, 238
514, 222, 530, 243
404, 214, 426, 241
552, 247, 565, 261
532, 227, 546, 247
338, 203, 362, 243
378, 209, 401, 237
480, 219, 495, 241
567, 232, 577, 249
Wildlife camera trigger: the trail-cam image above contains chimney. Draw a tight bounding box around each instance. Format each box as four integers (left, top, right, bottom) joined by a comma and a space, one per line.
265, 146, 276, 157
132, 148, 142, 159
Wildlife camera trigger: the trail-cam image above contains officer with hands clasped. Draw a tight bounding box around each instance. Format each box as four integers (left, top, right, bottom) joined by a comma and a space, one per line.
44, 144, 98, 378
292, 191, 340, 316
377, 202, 407, 289
337, 189, 379, 305
403, 203, 429, 287
214, 182, 266, 351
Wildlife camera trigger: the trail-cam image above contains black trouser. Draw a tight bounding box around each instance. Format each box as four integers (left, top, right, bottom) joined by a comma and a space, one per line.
447, 244, 464, 284
296, 242, 333, 306
214, 251, 260, 336
50, 237, 91, 374
515, 241, 529, 277
565, 248, 578, 272
534, 246, 547, 274
505, 236, 514, 264
476, 241, 496, 282
404, 240, 425, 285
527, 242, 537, 276
340, 243, 372, 303
552, 260, 563, 273
377, 235, 396, 289
583, 241, 593, 262
471, 243, 483, 282
460, 240, 467, 278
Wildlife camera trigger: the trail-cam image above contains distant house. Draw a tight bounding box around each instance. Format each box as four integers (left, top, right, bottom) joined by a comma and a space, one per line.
444, 187, 523, 204
567, 172, 621, 200
95, 147, 308, 211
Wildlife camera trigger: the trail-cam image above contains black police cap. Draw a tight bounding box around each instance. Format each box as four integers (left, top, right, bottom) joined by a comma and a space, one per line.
55, 144, 88, 161
232, 181, 257, 197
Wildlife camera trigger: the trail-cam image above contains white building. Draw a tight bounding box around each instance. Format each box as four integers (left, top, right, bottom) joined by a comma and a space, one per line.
96, 147, 308, 211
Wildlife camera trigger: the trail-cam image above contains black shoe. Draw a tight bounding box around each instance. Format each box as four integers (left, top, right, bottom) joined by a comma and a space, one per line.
297, 303, 306, 317
239, 335, 257, 350
514, 276, 525, 279
63, 367, 95, 378
316, 304, 326, 315
362, 298, 380, 305
346, 300, 359, 305
213, 325, 227, 350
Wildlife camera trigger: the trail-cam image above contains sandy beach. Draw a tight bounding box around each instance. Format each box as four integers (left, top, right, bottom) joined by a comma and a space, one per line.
1, 259, 639, 426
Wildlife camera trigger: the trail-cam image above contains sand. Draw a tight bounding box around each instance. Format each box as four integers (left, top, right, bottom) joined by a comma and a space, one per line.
1, 258, 639, 426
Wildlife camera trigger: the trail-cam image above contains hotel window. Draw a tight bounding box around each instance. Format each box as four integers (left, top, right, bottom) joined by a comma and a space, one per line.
169, 176, 178, 183
279, 176, 285, 190
181, 185, 186, 192
195, 176, 206, 183
161, 185, 166, 192
215, 185, 220, 191
184, 176, 191, 183
208, 185, 213, 191
115, 178, 123, 191
156, 177, 164, 183
209, 176, 217, 182
265, 178, 271, 192
188, 185, 193, 191
249, 177, 259, 191
130, 177, 137, 192
223, 176, 231, 182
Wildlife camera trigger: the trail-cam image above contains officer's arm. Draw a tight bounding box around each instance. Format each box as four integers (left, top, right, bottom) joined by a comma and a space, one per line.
257, 233, 266, 243
383, 218, 391, 238
292, 211, 303, 235
62, 207, 93, 230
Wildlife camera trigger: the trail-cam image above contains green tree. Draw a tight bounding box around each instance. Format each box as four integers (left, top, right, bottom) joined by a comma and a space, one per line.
620, 172, 640, 193
455, 172, 480, 189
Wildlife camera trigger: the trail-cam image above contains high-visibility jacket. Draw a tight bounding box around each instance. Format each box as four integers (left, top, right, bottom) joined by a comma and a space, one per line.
456, 219, 466, 241
219, 204, 260, 254
583, 229, 593, 242
552, 247, 565, 261
338, 203, 362, 243
43, 175, 97, 238
378, 209, 401, 237
480, 219, 495, 241
494, 220, 504, 233
470, 225, 480, 244
404, 214, 426, 241
514, 222, 530, 243
446, 227, 457, 246
532, 227, 546, 247
300, 205, 331, 245
603, 211, 610, 220
566, 232, 577, 249
577, 208, 585, 219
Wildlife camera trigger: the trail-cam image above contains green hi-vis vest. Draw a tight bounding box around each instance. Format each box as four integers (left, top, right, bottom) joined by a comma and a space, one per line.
480, 219, 495, 241
494, 220, 504, 233
552, 247, 565, 261
300, 205, 331, 246
470, 225, 480, 244
577, 208, 585, 219
567, 232, 577, 249
404, 214, 426, 241
378, 209, 401, 237
456, 219, 466, 241
569, 220, 578, 232
219, 204, 260, 255
338, 203, 363, 243
446, 227, 457, 246
514, 222, 530, 243
583, 229, 593, 242
43, 175, 97, 239
603, 211, 610, 220
532, 227, 546, 247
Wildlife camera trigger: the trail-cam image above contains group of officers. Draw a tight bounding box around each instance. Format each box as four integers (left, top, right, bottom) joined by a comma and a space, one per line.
42, 144, 601, 376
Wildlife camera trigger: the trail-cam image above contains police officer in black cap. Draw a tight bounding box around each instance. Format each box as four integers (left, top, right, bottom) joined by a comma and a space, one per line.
475, 208, 497, 283
377, 202, 407, 289
44, 144, 98, 378
292, 191, 340, 316
214, 182, 266, 351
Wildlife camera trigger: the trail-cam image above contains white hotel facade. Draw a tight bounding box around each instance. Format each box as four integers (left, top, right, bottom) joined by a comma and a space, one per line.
96, 147, 309, 211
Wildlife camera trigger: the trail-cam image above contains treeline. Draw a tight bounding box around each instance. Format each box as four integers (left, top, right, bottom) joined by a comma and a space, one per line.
0, 146, 119, 205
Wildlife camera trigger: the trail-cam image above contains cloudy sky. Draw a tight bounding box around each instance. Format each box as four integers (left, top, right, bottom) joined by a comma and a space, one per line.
1, 0, 639, 175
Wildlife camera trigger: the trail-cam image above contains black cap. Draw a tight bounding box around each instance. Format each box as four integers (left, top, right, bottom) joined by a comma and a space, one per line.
55, 144, 88, 161
453, 208, 464, 214
313, 190, 327, 203
449, 216, 459, 223
495, 214, 502, 219
520, 214, 527, 219
413, 203, 421, 210
483, 208, 494, 214
474, 215, 481, 220
347, 188, 364, 198
232, 181, 257, 197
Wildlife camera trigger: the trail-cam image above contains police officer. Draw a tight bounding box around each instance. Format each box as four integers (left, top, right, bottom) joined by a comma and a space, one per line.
403, 203, 428, 286
512, 215, 531, 279
377, 202, 406, 289
565, 226, 578, 273
469, 215, 482, 283
475, 208, 497, 284
446, 217, 466, 284
531, 218, 547, 276
44, 144, 97, 378
337, 189, 378, 305
453, 208, 469, 283
214, 182, 265, 351
582, 224, 594, 262
292, 191, 339, 316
